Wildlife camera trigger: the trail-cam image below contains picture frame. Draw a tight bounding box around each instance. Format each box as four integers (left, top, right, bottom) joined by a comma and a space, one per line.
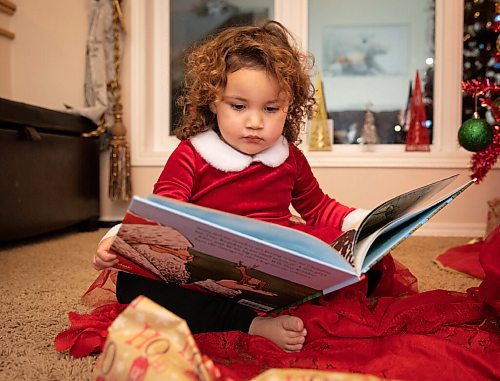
322, 24, 409, 77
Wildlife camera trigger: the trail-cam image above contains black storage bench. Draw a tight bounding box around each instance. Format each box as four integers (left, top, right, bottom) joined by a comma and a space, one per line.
0, 98, 100, 242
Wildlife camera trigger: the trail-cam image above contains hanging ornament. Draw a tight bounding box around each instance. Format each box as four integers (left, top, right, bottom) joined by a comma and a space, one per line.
405, 70, 430, 151
470, 126, 500, 183
308, 73, 332, 151
458, 114, 493, 152
461, 79, 500, 183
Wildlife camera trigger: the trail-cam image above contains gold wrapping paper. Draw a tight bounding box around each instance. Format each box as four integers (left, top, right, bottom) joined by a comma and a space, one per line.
93, 296, 213, 381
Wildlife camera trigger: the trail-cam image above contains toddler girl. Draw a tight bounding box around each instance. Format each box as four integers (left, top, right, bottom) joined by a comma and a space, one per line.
94, 20, 368, 352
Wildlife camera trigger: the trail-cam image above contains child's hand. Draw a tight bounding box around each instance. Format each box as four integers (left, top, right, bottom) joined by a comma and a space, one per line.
93, 236, 119, 270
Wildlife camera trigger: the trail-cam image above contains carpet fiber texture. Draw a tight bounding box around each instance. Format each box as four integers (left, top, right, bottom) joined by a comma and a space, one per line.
0, 228, 480, 381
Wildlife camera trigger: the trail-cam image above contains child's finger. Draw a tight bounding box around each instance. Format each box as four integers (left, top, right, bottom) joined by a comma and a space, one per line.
93, 254, 119, 270
97, 236, 116, 251
97, 249, 117, 261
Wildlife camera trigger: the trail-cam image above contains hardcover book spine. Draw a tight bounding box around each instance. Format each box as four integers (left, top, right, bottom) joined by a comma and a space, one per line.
271, 290, 324, 313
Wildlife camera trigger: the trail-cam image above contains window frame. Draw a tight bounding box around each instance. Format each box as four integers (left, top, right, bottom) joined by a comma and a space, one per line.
129, 0, 470, 168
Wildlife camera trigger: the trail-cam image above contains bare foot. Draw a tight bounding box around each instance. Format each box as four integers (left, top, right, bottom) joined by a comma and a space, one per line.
248, 315, 307, 352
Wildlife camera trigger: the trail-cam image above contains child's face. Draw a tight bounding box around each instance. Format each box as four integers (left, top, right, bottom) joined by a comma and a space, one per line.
211, 68, 289, 155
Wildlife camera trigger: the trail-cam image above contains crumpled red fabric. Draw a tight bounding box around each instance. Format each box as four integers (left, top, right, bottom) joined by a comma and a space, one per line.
81, 268, 118, 308
55, 227, 500, 380
435, 240, 486, 279
196, 285, 498, 381
477, 225, 500, 312
55, 302, 127, 358
192, 229, 500, 380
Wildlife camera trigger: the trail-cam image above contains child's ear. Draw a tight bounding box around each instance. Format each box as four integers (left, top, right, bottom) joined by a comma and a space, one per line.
209, 103, 217, 114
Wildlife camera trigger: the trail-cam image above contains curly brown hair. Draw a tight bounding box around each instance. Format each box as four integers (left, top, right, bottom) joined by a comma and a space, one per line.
175, 20, 316, 145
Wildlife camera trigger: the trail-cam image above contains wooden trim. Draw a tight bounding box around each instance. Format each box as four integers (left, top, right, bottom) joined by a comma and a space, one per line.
130, 1, 477, 169
0, 0, 16, 12
0, 26, 14, 39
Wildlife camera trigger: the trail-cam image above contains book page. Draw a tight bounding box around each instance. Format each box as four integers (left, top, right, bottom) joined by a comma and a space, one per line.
119, 197, 359, 311
353, 177, 475, 274
355, 174, 458, 242
112, 197, 358, 311
147, 195, 354, 272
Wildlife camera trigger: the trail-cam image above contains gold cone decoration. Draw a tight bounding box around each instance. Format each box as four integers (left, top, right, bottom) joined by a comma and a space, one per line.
308, 73, 332, 151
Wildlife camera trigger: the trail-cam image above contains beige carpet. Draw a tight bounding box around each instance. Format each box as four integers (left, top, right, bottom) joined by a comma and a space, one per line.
0, 229, 481, 381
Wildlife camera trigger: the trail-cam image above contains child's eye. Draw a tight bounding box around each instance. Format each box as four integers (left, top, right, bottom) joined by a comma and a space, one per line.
265, 106, 280, 113
230, 103, 246, 111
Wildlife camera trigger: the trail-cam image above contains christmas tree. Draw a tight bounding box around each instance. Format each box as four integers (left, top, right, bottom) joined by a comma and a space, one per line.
462, 0, 498, 122
405, 71, 430, 151
361, 103, 379, 145
460, 0, 499, 183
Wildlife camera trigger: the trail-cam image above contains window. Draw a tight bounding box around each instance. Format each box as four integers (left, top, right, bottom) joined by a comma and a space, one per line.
129, 0, 470, 168
169, 0, 274, 135
308, 0, 435, 146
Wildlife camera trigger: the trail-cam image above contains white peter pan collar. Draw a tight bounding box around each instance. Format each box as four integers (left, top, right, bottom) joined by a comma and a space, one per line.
190, 130, 289, 172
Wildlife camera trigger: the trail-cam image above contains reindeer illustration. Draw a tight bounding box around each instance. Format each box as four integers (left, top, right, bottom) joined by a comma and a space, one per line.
234, 261, 267, 290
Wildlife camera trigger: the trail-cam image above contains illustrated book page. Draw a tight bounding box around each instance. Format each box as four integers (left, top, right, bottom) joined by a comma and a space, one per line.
111, 197, 358, 312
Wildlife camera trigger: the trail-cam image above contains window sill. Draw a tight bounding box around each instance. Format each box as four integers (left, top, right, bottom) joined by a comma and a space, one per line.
304, 148, 472, 168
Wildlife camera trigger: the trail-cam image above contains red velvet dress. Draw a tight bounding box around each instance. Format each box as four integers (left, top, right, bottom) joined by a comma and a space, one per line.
153, 134, 355, 242
55, 132, 500, 381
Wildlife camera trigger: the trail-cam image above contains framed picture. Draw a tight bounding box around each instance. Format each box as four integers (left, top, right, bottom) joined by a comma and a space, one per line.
322, 25, 409, 77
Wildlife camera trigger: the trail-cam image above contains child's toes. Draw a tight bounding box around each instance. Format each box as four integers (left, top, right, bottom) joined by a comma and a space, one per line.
283, 342, 304, 352
286, 332, 304, 340
288, 335, 306, 345
282, 316, 304, 332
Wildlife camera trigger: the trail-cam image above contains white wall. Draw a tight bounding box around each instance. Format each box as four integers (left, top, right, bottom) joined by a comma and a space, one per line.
0, 10, 13, 96
130, 165, 499, 237
2, 1, 499, 235
1, 0, 88, 109
0, 0, 125, 221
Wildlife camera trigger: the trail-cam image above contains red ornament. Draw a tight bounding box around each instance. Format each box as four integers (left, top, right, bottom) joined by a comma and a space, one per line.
405, 71, 430, 151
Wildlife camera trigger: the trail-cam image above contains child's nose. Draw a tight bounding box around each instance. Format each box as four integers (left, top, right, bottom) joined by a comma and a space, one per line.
246, 111, 264, 129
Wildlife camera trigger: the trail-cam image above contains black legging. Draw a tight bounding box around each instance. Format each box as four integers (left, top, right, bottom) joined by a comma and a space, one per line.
116, 271, 257, 334
116, 267, 383, 334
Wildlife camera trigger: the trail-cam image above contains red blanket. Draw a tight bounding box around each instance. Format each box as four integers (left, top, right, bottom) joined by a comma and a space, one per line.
435, 240, 486, 279
56, 227, 500, 381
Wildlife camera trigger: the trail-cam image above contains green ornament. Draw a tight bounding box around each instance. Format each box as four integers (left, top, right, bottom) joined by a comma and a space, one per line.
457, 118, 493, 152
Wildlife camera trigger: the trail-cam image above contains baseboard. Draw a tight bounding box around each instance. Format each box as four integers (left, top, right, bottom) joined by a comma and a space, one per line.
97, 220, 122, 228
413, 221, 486, 237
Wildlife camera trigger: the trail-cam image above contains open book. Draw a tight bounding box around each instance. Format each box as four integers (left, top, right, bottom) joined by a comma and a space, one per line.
110, 174, 474, 312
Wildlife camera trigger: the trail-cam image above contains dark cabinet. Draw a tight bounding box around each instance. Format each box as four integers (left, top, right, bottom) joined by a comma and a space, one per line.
0, 98, 100, 242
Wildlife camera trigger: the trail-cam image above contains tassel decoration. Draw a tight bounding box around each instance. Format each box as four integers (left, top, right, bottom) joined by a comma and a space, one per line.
108, 0, 131, 201
109, 103, 132, 201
